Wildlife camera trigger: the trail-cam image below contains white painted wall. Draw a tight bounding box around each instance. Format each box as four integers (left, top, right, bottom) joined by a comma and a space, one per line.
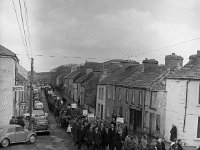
165, 79, 200, 146
96, 85, 106, 119
0, 57, 15, 127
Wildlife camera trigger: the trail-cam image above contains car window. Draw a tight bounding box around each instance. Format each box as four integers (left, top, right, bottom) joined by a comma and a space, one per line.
7, 128, 15, 133
15, 127, 24, 132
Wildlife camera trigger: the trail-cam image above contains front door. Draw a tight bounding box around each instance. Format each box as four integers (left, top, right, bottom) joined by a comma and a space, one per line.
101, 105, 103, 119
15, 127, 26, 142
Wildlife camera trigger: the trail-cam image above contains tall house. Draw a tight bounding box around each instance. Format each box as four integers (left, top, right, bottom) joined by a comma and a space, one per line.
0, 45, 18, 126
165, 50, 200, 147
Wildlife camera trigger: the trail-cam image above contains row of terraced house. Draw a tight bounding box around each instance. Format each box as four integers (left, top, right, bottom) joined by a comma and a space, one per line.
60, 51, 200, 147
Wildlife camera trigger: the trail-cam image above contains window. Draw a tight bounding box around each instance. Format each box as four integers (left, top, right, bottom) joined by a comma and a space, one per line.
98, 87, 101, 99
107, 106, 110, 117
126, 89, 129, 103
112, 107, 115, 114
118, 88, 122, 101
7, 128, 15, 134
119, 107, 123, 117
99, 87, 104, 100
125, 110, 128, 123
108, 86, 111, 99
150, 91, 157, 107
112, 86, 115, 100
132, 90, 135, 104
15, 127, 24, 132
97, 104, 101, 114
197, 117, 200, 138
156, 114, 160, 132
139, 91, 142, 105
199, 84, 200, 104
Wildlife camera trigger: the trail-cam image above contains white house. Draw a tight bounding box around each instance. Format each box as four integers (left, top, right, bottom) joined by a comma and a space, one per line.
0, 45, 19, 127
165, 51, 200, 146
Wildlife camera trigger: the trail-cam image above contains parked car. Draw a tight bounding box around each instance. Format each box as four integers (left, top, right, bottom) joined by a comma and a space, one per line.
0, 125, 36, 148
23, 110, 48, 120
34, 101, 44, 110
33, 115, 50, 134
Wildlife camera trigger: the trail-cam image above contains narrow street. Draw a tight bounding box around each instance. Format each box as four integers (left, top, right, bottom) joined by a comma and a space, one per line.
3, 91, 78, 150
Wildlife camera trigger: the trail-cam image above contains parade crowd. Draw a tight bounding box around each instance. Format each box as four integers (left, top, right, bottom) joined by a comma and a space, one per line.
44, 88, 186, 150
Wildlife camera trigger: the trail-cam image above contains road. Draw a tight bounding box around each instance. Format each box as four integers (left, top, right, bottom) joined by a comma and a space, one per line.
2, 91, 80, 150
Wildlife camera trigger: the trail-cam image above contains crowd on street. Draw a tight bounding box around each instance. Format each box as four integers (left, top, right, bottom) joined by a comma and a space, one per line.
43, 87, 187, 150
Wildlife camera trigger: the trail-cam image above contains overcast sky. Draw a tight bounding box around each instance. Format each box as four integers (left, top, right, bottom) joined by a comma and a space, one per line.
1, 0, 200, 72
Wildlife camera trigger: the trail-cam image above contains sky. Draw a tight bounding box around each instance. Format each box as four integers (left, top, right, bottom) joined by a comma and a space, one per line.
1, 0, 200, 72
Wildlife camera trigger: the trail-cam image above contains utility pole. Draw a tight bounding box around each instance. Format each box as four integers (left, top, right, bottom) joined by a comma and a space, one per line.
29, 58, 34, 130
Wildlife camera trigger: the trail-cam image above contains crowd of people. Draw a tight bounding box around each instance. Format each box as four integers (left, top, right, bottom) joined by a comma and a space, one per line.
44, 87, 187, 150
9, 116, 25, 128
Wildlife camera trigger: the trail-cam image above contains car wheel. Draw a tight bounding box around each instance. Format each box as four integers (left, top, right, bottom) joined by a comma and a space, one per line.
1, 138, 10, 148
29, 135, 36, 143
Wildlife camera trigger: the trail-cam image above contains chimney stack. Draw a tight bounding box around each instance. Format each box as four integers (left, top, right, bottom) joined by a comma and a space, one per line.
86, 68, 93, 75
165, 53, 183, 69
188, 50, 200, 63
142, 58, 158, 72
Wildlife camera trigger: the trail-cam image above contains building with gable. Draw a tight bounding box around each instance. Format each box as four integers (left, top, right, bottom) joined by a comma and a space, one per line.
165, 51, 200, 146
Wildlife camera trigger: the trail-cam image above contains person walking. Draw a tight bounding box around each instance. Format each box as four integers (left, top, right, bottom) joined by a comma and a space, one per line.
85, 125, 94, 150
109, 123, 117, 150
93, 126, 102, 150
77, 124, 86, 150
101, 127, 109, 150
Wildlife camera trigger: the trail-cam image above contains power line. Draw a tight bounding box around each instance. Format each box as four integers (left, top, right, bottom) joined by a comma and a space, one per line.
133, 37, 200, 57
18, 0, 31, 61
23, 0, 33, 57
11, 0, 27, 58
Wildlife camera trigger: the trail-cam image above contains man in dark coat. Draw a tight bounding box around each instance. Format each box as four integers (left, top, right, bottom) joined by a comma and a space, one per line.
77, 124, 86, 150
170, 124, 177, 142
109, 123, 117, 150
17, 116, 25, 128
101, 127, 109, 150
93, 126, 102, 150
85, 125, 94, 150
9, 116, 16, 124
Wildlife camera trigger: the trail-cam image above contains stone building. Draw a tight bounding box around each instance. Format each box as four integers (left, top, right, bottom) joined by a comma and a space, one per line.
0, 45, 19, 126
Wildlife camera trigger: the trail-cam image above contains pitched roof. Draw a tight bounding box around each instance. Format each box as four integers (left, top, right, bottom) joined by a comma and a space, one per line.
167, 56, 200, 80
127, 69, 164, 89
98, 64, 140, 85
65, 70, 82, 79
74, 72, 94, 84
0, 45, 18, 61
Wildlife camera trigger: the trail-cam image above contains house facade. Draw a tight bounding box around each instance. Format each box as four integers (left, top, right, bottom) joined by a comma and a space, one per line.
165, 51, 200, 146
0, 45, 19, 126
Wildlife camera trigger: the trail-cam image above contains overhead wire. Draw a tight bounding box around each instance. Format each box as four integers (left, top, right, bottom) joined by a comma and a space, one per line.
18, 0, 31, 61
23, 0, 33, 58
133, 37, 200, 57
11, 0, 27, 59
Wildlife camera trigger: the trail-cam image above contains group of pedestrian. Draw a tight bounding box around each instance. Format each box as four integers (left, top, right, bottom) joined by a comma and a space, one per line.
70, 117, 128, 150
9, 116, 25, 128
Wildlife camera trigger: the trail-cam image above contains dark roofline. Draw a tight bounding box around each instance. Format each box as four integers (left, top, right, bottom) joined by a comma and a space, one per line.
0, 45, 19, 62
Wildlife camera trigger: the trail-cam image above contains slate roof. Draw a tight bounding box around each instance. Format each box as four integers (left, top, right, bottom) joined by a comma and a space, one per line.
74, 72, 94, 84
98, 64, 140, 85
118, 65, 169, 90
0, 44, 18, 61
65, 70, 82, 79
167, 56, 200, 80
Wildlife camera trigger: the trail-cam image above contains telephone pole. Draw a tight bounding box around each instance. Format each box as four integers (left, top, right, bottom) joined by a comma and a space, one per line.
29, 58, 34, 130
